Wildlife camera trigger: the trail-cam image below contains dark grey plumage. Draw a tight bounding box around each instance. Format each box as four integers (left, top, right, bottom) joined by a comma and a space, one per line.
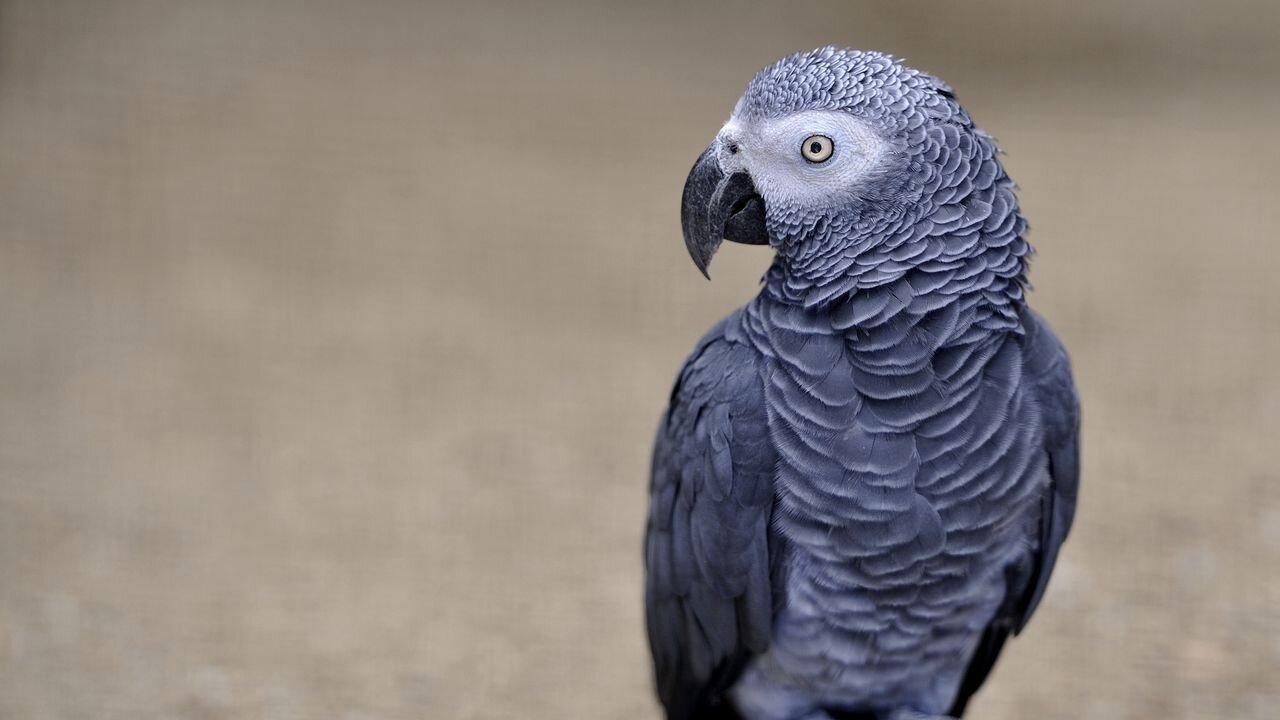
646, 48, 1080, 720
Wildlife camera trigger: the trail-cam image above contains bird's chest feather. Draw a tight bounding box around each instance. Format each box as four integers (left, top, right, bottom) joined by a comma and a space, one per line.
736, 295, 1046, 698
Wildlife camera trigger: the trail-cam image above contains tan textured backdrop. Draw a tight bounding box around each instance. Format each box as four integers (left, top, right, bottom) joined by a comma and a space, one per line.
2, 1, 1279, 718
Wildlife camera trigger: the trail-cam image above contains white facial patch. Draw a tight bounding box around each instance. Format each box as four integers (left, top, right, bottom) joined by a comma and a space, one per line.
716, 110, 893, 210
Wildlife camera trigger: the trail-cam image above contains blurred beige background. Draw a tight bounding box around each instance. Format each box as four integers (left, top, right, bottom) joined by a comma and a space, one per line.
2, 1, 1279, 718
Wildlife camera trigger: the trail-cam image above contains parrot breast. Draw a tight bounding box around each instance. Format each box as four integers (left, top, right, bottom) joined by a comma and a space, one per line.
727, 268, 1048, 713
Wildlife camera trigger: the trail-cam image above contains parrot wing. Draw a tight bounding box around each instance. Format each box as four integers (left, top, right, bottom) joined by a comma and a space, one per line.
949, 308, 1081, 717
645, 313, 778, 720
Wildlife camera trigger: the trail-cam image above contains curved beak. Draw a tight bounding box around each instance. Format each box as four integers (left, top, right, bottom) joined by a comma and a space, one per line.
680, 145, 768, 278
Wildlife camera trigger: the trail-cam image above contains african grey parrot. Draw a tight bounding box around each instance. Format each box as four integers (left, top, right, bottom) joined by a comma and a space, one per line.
644, 47, 1080, 720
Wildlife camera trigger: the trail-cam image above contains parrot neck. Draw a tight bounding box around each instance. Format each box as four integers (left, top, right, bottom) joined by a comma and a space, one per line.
748, 231, 1028, 372
761, 230, 1029, 316
753, 189, 1030, 348
762, 160, 1030, 317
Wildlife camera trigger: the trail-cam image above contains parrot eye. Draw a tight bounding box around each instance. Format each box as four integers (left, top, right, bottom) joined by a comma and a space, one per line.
801, 135, 834, 163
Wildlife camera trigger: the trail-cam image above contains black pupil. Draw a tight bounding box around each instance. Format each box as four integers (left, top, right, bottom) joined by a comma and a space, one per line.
809, 141, 824, 155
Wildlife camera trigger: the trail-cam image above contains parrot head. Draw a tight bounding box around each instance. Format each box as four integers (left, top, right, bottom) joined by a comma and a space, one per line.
682, 46, 1001, 297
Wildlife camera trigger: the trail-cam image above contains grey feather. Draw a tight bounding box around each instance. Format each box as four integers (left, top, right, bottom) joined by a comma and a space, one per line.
646, 316, 778, 719
646, 46, 1080, 720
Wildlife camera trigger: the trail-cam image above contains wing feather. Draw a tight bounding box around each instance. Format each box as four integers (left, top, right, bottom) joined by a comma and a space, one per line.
645, 314, 776, 720
949, 309, 1080, 717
